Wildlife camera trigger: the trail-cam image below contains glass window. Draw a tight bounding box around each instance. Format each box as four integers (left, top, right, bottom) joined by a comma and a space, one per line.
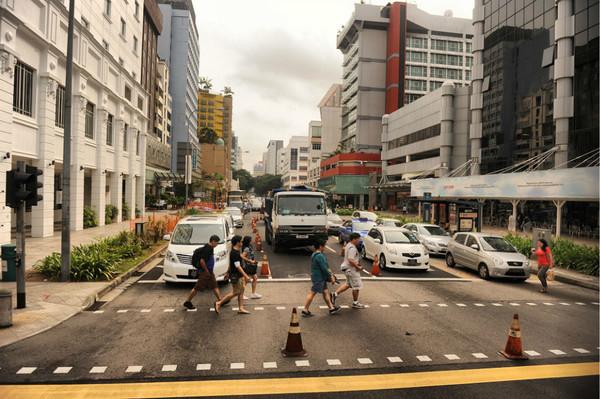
430, 81, 443, 91
84, 102, 95, 139
406, 79, 427, 91
465, 235, 478, 248
13, 61, 34, 117
277, 196, 325, 216
423, 226, 450, 236
431, 39, 447, 51
447, 40, 463, 52
384, 230, 420, 244
407, 51, 427, 63
171, 223, 226, 245
466, 42, 472, 53
106, 113, 113, 146
104, 0, 111, 17
481, 236, 517, 252
447, 69, 462, 80
408, 36, 427, 48
120, 18, 126, 37
135, 131, 140, 155
290, 148, 298, 170
407, 65, 427, 77
123, 123, 128, 151
55, 84, 65, 128
454, 233, 467, 245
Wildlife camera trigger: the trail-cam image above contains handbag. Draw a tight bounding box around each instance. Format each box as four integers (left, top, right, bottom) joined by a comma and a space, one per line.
547, 268, 555, 281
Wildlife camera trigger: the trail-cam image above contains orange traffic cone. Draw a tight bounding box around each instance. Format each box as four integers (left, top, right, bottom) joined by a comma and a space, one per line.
256, 235, 263, 252
281, 308, 307, 357
499, 314, 528, 360
371, 255, 381, 276
260, 253, 270, 277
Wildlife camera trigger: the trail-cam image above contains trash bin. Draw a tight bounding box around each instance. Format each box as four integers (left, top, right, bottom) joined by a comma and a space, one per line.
1, 244, 17, 282
0, 289, 12, 328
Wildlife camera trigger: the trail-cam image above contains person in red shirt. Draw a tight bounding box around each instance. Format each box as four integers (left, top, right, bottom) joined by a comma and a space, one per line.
533, 239, 553, 293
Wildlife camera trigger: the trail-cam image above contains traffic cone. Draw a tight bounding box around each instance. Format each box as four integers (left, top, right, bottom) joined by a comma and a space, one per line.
256, 234, 263, 252
371, 254, 381, 276
260, 253, 270, 276
281, 308, 307, 357
499, 314, 528, 360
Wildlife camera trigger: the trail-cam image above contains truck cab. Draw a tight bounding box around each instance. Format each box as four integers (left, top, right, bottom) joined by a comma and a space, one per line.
264, 186, 328, 252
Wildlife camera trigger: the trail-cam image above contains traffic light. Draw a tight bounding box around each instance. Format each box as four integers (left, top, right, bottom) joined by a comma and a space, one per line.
5, 165, 43, 209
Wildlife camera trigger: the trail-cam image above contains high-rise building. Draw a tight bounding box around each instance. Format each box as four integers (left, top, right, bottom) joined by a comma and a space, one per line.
253, 162, 265, 177
157, 0, 200, 177
265, 140, 284, 175
318, 84, 343, 158
307, 121, 322, 187
0, 0, 149, 245
142, 0, 162, 141
281, 136, 310, 188
198, 90, 225, 138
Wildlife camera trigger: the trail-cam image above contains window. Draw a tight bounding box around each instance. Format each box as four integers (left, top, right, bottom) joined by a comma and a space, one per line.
104, 0, 111, 17
431, 39, 447, 51
387, 124, 441, 150
430, 67, 446, 79
137, 96, 143, 110
124, 85, 132, 101
466, 42, 472, 53
447, 55, 462, 66
465, 56, 473, 67
406, 79, 427, 91
13, 61, 34, 117
133, 36, 138, 53
299, 147, 309, 152
134, 1, 140, 18
430, 53, 447, 65
465, 70, 472, 81
447, 40, 463, 52
406, 65, 427, 77
55, 84, 65, 128
447, 69, 462, 80
290, 148, 298, 170
430, 81, 443, 91
118, 57, 124, 66
81, 16, 89, 29
106, 113, 114, 146
84, 102, 95, 139
454, 233, 467, 245
120, 18, 126, 37
407, 51, 427, 63
407, 36, 427, 48
136, 131, 140, 155
312, 143, 321, 150
404, 93, 423, 104
465, 235, 478, 248
123, 123, 128, 151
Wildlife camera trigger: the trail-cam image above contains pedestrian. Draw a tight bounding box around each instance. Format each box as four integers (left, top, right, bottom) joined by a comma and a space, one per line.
331, 232, 366, 309
302, 240, 341, 317
215, 235, 251, 314
533, 238, 554, 293
183, 235, 222, 311
241, 235, 262, 299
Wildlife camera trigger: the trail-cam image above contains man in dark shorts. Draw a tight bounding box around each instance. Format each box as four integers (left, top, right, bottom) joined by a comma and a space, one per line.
215, 235, 251, 315
183, 235, 222, 311
302, 240, 341, 317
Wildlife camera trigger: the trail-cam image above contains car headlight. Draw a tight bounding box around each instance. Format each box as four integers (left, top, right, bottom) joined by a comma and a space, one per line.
493, 257, 504, 266
166, 250, 178, 263
387, 245, 397, 255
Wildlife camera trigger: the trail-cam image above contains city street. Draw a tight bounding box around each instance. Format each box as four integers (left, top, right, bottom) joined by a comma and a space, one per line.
0, 213, 598, 398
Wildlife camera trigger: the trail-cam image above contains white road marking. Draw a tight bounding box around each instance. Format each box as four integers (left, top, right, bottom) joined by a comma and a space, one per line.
53, 367, 72, 374
416, 355, 432, 362
509, 303, 520, 306
89, 366, 107, 374
437, 304, 448, 307
364, 304, 371, 308
298, 306, 305, 310
419, 304, 429, 307
399, 304, 410, 307
93, 310, 105, 314
16, 367, 36, 375
295, 360, 310, 367
117, 309, 128, 313
491, 303, 503, 307
232, 307, 239, 311
196, 364, 211, 371
559, 302, 570, 306
341, 305, 350, 309
230, 363, 245, 369
444, 354, 460, 360
141, 309, 151, 313
186, 308, 197, 312
574, 348, 590, 354
387, 356, 403, 363
524, 350, 541, 357
456, 303, 467, 307
549, 349, 566, 355
327, 359, 342, 366
126, 366, 143, 373
380, 304, 390, 308
543, 303, 554, 306
319, 305, 328, 309
325, 245, 337, 253
209, 308, 215, 312
357, 358, 373, 364
263, 362, 277, 369
254, 307, 264, 310
163, 308, 175, 312
591, 302, 599, 305
276, 306, 286, 310
162, 365, 177, 372
474, 303, 485, 307
526, 303, 537, 306
575, 302, 586, 305
472, 353, 488, 359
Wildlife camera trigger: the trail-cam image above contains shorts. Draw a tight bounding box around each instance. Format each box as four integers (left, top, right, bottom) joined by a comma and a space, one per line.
194, 271, 217, 290
343, 268, 363, 290
230, 278, 246, 295
311, 280, 328, 294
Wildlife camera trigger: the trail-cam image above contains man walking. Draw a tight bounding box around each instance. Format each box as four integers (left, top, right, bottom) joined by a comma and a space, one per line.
331, 232, 366, 309
183, 235, 222, 311
302, 240, 341, 317
215, 235, 251, 315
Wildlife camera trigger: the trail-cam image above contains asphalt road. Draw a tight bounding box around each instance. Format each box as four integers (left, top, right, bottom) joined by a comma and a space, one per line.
0, 213, 598, 398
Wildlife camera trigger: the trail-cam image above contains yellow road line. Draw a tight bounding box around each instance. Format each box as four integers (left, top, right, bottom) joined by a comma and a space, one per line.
0, 362, 598, 399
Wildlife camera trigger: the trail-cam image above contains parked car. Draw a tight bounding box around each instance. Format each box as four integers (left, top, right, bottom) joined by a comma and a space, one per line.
402, 223, 451, 255
376, 218, 403, 228
327, 211, 344, 236
445, 232, 530, 281
351, 210, 378, 221
224, 206, 244, 228
162, 215, 233, 283
363, 226, 430, 271
338, 218, 377, 250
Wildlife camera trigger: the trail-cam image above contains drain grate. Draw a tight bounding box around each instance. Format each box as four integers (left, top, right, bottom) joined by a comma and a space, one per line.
85, 301, 106, 311
138, 266, 164, 281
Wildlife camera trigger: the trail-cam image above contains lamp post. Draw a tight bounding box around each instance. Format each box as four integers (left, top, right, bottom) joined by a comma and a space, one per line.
184, 109, 200, 207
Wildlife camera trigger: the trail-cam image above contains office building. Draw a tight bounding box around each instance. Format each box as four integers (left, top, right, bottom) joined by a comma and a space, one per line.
253, 161, 265, 177
307, 121, 322, 187
265, 139, 284, 175
281, 136, 310, 188
318, 84, 343, 158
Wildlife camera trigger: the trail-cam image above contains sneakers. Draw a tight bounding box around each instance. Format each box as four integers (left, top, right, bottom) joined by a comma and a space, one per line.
352, 302, 366, 309
330, 292, 337, 306
250, 293, 262, 299
329, 306, 341, 315
301, 310, 314, 317
183, 301, 196, 310
243, 295, 249, 300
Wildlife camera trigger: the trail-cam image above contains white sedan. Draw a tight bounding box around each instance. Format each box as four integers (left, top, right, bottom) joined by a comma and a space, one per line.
362, 226, 430, 271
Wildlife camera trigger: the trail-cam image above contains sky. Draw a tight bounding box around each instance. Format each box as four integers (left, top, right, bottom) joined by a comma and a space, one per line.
194, 0, 474, 171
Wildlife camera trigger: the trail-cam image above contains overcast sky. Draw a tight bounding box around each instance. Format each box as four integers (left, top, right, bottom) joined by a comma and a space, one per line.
194, 0, 474, 171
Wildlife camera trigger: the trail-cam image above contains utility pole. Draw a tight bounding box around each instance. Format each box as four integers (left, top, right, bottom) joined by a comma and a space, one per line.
15, 161, 26, 308
60, 0, 75, 281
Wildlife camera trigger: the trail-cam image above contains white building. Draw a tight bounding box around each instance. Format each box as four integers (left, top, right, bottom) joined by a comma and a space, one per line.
253, 161, 265, 177
264, 139, 283, 175
318, 84, 342, 158
307, 121, 322, 187
280, 136, 310, 189
0, 0, 148, 245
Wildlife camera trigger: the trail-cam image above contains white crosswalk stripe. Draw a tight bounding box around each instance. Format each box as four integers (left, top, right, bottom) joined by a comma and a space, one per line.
472, 353, 488, 359
399, 304, 410, 307
573, 348, 590, 354
93, 310, 105, 314
89, 366, 107, 374
163, 308, 175, 312
591, 302, 600, 305
327, 359, 342, 366
549, 349, 566, 355
117, 309, 128, 313
295, 360, 310, 367
263, 362, 277, 369
380, 304, 390, 308
526, 303, 537, 306
387, 356, 403, 363
419, 304, 429, 307
126, 366, 143, 373
559, 302, 570, 306
186, 308, 197, 312
543, 303, 554, 306
509, 303, 520, 306
491, 303, 503, 307
196, 364, 211, 371
53, 367, 72, 374
437, 304, 448, 307
416, 355, 432, 362
444, 354, 460, 360
319, 305, 328, 309
254, 307, 264, 310
16, 367, 36, 375
456, 303, 467, 307
230, 363, 245, 369
141, 309, 151, 313
161, 365, 177, 372
524, 350, 541, 357
474, 303, 485, 307
575, 302, 586, 305
276, 306, 286, 310
357, 358, 373, 364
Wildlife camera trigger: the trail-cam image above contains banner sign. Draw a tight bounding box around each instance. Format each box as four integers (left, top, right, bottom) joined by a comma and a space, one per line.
410, 167, 599, 201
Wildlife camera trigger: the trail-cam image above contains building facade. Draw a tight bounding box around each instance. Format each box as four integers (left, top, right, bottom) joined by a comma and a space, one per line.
141, 0, 162, 143
307, 121, 322, 187
265, 139, 283, 175
157, 0, 200, 177
280, 136, 310, 189
253, 161, 265, 177
0, 0, 149, 245
318, 84, 343, 158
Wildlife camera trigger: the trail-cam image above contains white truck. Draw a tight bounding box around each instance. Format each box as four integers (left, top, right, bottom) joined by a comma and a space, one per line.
264, 186, 328, 252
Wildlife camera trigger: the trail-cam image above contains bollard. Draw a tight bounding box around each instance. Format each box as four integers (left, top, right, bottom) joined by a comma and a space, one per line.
0, 289, 12, 328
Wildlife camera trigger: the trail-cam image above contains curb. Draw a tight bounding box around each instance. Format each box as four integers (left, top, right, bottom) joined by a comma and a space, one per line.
530, 266, 599, 292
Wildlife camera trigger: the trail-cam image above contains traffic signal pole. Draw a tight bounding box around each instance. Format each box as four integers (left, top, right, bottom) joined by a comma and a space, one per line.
15, 161, 26, 308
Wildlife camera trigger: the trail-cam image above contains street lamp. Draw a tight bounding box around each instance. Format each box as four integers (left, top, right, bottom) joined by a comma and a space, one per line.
184, 109, 201, 206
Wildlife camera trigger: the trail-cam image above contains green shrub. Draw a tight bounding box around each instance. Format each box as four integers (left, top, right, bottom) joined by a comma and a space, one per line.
335, 208, 353, 216
551, 239, 599, 276
121, 202, 130, 220
105, 204, 118, 224
504, 233, 532, 257
83, 207, 98, 229
33, 252, 62, 280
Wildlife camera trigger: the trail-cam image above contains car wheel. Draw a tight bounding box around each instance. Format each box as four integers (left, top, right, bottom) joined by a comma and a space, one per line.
379, 254, 386, 271
446, 252, 456, 268
478, 263, 490, 280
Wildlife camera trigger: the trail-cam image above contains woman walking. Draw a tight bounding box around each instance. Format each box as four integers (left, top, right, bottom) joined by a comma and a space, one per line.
533, 239, 553, 293
241, 235, 262, 299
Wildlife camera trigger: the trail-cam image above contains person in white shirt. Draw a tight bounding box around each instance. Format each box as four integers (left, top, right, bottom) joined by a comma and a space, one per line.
331, 233, 365, 309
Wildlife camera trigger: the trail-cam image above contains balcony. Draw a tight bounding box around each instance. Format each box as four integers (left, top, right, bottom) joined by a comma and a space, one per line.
343, 57, 359, 78
343, 42, 359, 67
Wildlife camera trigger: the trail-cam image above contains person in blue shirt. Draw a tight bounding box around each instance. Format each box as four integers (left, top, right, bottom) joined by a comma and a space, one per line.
302, 240, 341, 317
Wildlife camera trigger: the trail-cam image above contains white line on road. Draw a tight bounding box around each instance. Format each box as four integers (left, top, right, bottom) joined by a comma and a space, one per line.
456, 303, 467, 307
162, 365, 177, 372
319, 305, 328, 309
472, 353, 488, 359
340, 305, 350, 309
387, 356, 403, 363
526, 303, 537, 306
186, 308, 197, 312
575, 302, 586, 305
491, 303, 503, 307
327, 359, 342, 366
276, 306, 286, 310
574, 348, 591, 354
230, 363, 245, 370
474, 303, 485, 307
380, 304, 390, 308
559, 302, 570, 306
93, 310, 105, 314
549, 349, 566, 355
16, 367, 36, 375
141, 309, 151, 313
437, 304, 448, 307
295, 360, 310, 367
325, 245, 337, 253
509, 303, 520, 306
524, 350, 541, 357
196, 364, 211, 371
232, 307, 239, 311
53, 367, 72, 374
543, 303, 554, 306
399, 304, 410, 307
418, 304, 429, 307
126, 366, 143, 373
263, 362, 278, 369
416, 355, 432, 362
89, 366, 107, 374
591, 302, 599, 305
357, 358, 373, 365
444, 354, 460, 360
254, 307, 264, 310
117, 309, 128, 313
163, 308, 175, 312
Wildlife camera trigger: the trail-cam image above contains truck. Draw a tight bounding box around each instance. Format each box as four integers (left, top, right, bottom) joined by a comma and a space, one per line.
264, 185, 328, 252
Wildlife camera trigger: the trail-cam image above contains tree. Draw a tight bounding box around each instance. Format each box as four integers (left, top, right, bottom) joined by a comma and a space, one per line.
198, 127, 218, 144
254, 174, 282, 196
222, 86, 234, 95
233, 169, 254, 191
199, 76, 213, 91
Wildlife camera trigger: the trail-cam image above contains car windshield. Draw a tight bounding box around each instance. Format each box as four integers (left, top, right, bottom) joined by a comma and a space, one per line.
226, 207, 241, 215
382, 219, 402, 227
362, 212, 377, 220
423, 225, 449, 236
277, 195, 326, 215
229, 202, 243, 208
354, 221, 375, 231
480, 236, 517, 252
171, 223, 225, 245
385, 231, 420, 244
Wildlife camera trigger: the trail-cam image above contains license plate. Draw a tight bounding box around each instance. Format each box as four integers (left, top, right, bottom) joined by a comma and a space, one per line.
296, 234, 309, 239
188, 269, 199, 278
407, 259, 418, 265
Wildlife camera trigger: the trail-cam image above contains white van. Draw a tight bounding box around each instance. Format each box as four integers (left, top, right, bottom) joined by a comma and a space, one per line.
163, 216, 232, 283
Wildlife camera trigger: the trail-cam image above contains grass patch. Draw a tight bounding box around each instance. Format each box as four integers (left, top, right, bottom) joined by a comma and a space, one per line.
114, 242, 166, 274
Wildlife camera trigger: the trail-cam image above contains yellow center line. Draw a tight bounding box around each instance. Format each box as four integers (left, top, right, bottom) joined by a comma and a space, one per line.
0, 362, 598, 399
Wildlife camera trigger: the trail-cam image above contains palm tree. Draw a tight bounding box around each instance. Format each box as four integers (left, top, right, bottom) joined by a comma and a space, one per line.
222, 86, 234, 95
199, 76, 213, 91
198, 127, 217, 144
